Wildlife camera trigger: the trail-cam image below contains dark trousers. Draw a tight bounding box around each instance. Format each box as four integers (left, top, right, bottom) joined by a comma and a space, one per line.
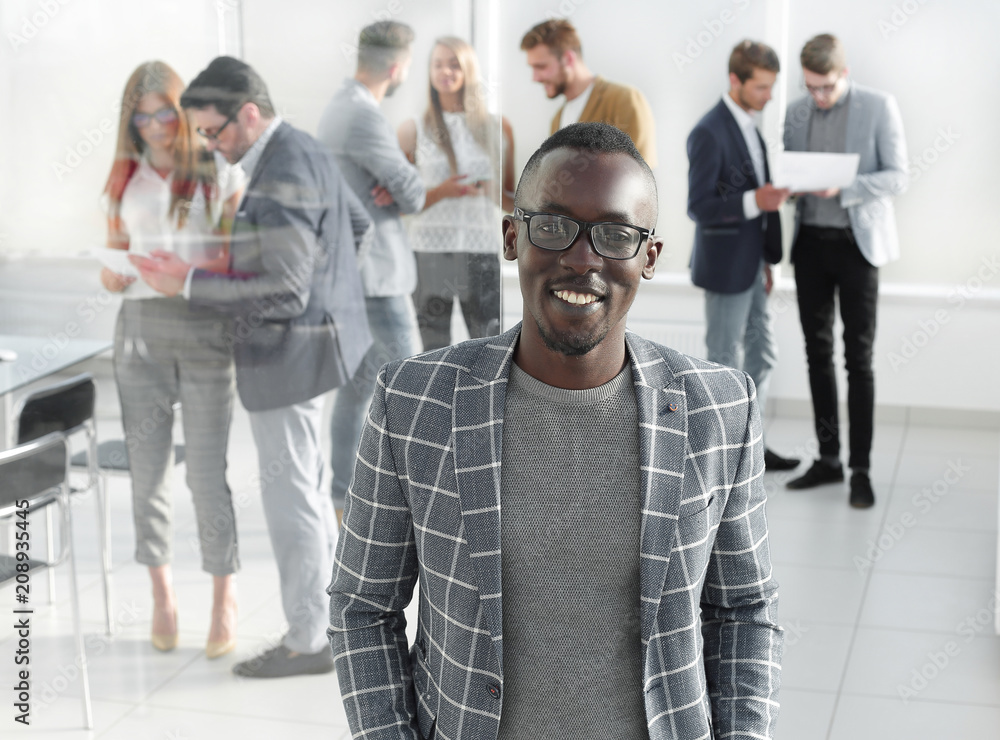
413, 251, 501, 351
793, 226, 879, 470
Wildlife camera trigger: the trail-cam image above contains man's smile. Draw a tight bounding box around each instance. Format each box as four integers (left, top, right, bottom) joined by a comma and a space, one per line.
552, 288, 601, 306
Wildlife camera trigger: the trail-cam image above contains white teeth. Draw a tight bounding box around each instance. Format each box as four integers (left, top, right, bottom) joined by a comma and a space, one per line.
554, 290, 597, 305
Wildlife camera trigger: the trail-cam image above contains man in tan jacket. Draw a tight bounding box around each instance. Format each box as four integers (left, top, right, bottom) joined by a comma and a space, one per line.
521, 19, 657, 168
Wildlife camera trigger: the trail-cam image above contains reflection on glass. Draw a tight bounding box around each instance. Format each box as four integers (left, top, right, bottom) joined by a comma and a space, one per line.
100, 60, 240, 658
400, 36, 512, 351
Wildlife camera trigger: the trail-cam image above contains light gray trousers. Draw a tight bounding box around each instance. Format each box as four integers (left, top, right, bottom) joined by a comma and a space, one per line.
113, 298, 238, 576
248, 396, 337, 655
703, 264, 777, 424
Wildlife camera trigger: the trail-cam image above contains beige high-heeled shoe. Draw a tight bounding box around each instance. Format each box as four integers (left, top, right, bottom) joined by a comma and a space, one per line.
205, 604, 237, 659
151, 609, 178, 652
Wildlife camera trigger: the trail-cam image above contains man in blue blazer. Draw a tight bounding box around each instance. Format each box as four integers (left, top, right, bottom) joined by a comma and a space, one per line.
783, 34, 908, 508
330, 122, 782, 739
136, 57, 372, 677
687, 40, 798, 472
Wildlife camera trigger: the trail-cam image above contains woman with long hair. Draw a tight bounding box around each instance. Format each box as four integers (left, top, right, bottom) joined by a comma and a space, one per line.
398, 36, 515, 350
100, 61, 243, 658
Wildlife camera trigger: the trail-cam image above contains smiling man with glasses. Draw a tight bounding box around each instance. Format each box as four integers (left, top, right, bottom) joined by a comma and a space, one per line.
783, 34, 909, 508
330, 122, 783, 740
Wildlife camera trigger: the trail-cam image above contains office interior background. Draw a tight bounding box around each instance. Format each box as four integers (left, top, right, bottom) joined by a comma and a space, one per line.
1, 0, 998, 738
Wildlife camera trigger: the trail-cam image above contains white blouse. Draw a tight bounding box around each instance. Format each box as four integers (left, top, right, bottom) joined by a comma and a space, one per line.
407, 111, 501, 255
118, 152, 245, 299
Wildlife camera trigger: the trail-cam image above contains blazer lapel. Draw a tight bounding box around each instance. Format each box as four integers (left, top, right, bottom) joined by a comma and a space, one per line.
451, 326, 519, 672
845, 84, 863, 154
230, 123, 289, 265
626, 333, 688, 647
719, 101, 760, 189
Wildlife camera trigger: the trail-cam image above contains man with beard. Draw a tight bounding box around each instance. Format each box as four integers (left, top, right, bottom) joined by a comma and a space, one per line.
329, 122, 782, 739
521, 19, 657, 167
687, 39, 799, 472
319, 21, 474, 525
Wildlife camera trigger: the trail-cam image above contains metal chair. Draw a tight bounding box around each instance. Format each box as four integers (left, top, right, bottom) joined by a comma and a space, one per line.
14, 373, 113, 634
0, 432, 94, 729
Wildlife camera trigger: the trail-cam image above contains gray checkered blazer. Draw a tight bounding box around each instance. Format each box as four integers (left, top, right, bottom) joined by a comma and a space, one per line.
329, 324, 782, 740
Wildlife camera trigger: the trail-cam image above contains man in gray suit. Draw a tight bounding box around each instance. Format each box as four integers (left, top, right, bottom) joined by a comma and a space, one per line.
318, 21, 474, 524
330, 123, 782, 739
135, 56, 372, 677
783, 34, 908, 507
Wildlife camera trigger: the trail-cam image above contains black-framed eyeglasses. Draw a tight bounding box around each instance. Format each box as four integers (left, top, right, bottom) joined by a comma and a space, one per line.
513, 207, 652, 260
196, 109, 239, 141
803, 82, 838, 96
802, 74, 843, 97
131, 107, 179, 129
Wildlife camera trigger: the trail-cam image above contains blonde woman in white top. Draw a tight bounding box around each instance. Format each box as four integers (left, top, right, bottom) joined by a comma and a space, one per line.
398, 36, 516, 350
100, 61, 243, 659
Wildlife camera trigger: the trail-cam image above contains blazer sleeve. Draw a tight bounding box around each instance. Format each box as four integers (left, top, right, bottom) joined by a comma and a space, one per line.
343, 106, 426, 214
329, 364, 421, 740
687, 124, 749, 225
188, 168, 322, 320
840, 93, 909, 208
700, 373, 783, 738
344, 178, 375, 260
610, 87, 658, 169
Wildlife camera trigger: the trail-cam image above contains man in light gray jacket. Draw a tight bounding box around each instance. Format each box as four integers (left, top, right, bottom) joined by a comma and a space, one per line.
783, 34, 908, 508
318, 21, 473, 523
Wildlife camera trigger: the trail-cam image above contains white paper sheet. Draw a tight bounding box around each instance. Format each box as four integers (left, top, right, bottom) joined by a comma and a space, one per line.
772, 151, 860, 192
94, 248, 140, 278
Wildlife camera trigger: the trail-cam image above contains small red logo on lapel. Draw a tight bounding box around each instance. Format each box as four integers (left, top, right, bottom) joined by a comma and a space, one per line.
668, 403, 679, 412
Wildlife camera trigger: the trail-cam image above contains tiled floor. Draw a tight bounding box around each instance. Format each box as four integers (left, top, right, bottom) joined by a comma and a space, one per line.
764, 415, 1000, 739
1, 392, 998, 738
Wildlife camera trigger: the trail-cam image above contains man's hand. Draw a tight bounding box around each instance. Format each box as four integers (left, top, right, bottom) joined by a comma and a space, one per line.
371, 185, 395, 207
129, 250, 190, 297
100, 267, 135, 293
763, 264, 774, 296
807, 187, 840, 199
754, 184, 791, 212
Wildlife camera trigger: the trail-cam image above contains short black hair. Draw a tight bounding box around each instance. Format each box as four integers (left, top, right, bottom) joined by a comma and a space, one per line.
514, 122, 657, 224
180, 56, 275, 118
357, 21, 415, 73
